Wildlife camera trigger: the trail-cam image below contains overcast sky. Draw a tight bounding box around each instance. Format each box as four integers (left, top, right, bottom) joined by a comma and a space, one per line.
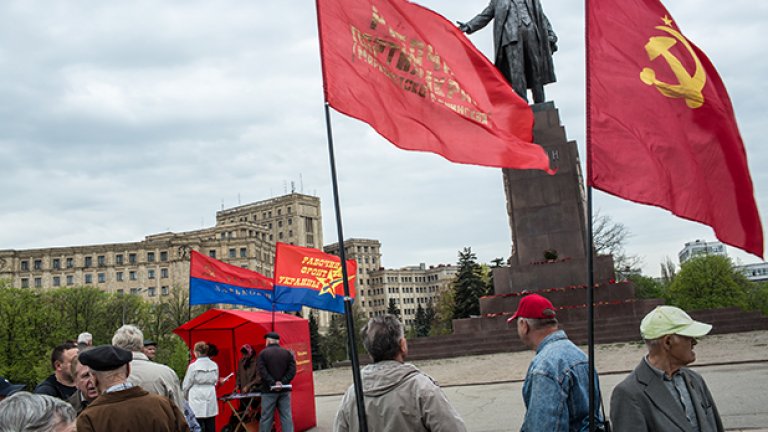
0, 0, 765, 277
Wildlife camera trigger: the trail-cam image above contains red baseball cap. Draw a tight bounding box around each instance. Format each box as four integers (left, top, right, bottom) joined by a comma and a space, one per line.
507, 294, 556, 322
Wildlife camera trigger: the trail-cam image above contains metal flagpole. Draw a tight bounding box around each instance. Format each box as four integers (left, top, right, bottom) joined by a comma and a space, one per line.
323, 101, 369, 432
585, 0, 597, 429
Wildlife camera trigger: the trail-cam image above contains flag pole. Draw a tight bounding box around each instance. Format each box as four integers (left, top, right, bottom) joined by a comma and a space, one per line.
323, 101, 369, 432
585, 0, 597, 430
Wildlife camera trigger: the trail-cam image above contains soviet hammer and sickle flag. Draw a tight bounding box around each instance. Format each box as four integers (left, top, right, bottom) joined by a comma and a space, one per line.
273, 243, 357, 314
587, 0, 763, 257
316, 0, 553, 172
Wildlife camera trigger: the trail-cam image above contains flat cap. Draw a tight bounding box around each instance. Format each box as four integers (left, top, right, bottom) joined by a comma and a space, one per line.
79, 345, 133, 371
143, 339, 157, 347
264, 332, 280, 340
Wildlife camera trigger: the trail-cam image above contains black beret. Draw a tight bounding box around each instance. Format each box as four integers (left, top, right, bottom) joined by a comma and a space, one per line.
264, 332, 280, 340
143, 339, 157, 347
79, 345, 132, 371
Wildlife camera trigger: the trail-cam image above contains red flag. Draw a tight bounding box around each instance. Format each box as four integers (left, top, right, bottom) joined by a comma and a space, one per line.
273, 243, 357, 314
316, 0, 553, 172
587, 0, 763, 257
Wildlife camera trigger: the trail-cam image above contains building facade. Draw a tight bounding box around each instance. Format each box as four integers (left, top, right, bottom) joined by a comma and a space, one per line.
678, 239, 727, 264
0, 193, 327, 320
324, 239, 457, 327
738, 262, 768, 283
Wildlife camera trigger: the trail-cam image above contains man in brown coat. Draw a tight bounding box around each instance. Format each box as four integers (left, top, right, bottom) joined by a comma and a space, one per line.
76, 345, 190, 432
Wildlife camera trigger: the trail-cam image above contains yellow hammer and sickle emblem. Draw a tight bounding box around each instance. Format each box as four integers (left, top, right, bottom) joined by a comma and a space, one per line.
639, 20, 706, 109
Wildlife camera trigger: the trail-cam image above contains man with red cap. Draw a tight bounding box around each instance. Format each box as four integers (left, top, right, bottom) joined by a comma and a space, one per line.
508, 293, 606, 431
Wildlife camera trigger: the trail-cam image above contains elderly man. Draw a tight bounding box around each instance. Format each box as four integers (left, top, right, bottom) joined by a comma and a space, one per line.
76, 345, 189, 432
458, 0, 557, 103
610, 306, 724, 431
67, 353, 99, 415
510, 294, 605, 431
257, 332, 296, 432
112, 324, 184, 408
34, 341, 78, 400
143, 339, 158, 361
0, 392, 76, 432
333, 314, 467, 432
77, 332, 93, 351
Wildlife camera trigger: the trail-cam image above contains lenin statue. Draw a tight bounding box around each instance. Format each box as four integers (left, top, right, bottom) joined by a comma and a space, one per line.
459, 0, 557, 103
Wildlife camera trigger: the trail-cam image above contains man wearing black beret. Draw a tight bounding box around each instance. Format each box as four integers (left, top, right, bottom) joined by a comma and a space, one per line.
76, 345, 190, 432
257, 332, 296, 432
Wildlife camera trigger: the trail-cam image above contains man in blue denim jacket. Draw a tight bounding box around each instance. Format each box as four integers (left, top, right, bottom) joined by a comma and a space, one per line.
509, 294, 605, 431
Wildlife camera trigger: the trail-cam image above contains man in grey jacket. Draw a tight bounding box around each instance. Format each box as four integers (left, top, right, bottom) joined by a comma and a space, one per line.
610, 306, 724, 431
112, 324, 185, 410
333, 314, 467, 432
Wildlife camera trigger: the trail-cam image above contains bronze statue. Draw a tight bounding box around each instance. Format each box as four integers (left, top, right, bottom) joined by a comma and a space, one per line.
458, 0, 557, 103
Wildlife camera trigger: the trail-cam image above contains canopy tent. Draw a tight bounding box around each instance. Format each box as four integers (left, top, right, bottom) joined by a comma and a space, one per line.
174, 309, 316, 432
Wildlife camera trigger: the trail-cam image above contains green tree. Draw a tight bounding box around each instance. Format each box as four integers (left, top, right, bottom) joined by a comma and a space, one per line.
626, 274, 666, 299
387, 298, 401, 319
414, 303, 430, 337
452, 247, 487, 319
320, 314, 348, 365
748, 281, 768, 315
667, 255, 750, 311
308, 311, 326, 370
431, 286, 455, 335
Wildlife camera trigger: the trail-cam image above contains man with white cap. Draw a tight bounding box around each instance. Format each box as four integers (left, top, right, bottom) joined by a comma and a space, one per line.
510, 293, 605, 431
610, 305, 724, 431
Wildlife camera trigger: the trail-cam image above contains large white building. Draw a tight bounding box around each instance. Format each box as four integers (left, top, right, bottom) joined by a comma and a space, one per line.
678, 239, 727, 264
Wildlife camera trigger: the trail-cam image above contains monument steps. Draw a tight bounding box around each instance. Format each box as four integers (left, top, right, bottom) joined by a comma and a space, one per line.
405, 307, 768, 361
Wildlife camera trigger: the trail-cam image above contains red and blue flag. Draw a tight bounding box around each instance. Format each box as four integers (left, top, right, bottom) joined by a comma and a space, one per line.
189, 250, 300, 311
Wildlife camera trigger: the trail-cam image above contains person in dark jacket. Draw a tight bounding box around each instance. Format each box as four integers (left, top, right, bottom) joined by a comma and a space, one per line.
34, 341, 78, 401
256, 332, 296, 432
610, 306, 724, 431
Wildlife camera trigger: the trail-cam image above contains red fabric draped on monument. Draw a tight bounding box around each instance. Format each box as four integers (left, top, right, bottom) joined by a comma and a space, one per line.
316, 0, 553, 172
587, 0, 763, 257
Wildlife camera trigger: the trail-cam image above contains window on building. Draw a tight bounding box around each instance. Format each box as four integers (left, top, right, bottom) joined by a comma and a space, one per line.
66, 275, 74, 286
278, 220, 283, 228
53, 276, 61, 287
305, 217, 314, 233
288, 218, 292, 225
130, 288, 140, 295
116, 254, 124, 265
147, 252, 155, 262
20, 260, 29, 271
21, 278, 29, 288
229, 248, 236, 258
66, 258, 74, 268
279, 232, 284, 240
160, 251, 168, 262
116, 272, 124, 282
161, 286, 169, 296
161, 268, 169, 278
240, 248, 247, 258
53, 258, 61, 269
84, 256, 92, 268
148, 269, 156, 279
34, 259, 42, 270
117, 289, 124, 295
98, 273, 106, 283
209, 250, 217, 258
148, 287, 157, 297
129, 253, 137, 264
85, 274, 93, 284
97, 255, 105, 266
269, 234, 274, 241
129, 271, 137, 281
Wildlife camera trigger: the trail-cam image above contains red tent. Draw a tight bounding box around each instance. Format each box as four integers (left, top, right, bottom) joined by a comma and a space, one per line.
174, 309, 316, 431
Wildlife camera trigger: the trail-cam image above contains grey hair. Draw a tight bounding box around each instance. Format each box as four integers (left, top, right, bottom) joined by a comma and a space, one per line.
645, 338, 663, 350
0, 392, 76, 432
361, 314, 404, 363
520, 317, 558, 330
112, 324, 144, 352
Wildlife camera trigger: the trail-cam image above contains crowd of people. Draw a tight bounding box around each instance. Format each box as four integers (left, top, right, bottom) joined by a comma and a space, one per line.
0, 295, 725, 432
0, 326, 296, 432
